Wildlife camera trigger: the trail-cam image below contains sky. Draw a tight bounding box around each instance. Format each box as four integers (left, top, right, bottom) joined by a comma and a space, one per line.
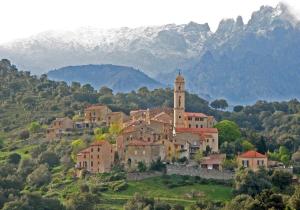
0, 0, 299, 44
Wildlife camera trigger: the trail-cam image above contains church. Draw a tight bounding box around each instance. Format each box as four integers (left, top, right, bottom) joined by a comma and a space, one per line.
171, 73, 219, 159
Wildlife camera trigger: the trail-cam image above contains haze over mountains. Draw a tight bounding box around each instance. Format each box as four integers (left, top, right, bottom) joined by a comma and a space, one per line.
48, 64, 163, 93
1, 3, 300, 103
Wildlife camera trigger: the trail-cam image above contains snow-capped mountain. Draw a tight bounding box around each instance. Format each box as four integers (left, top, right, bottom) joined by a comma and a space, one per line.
0, 22, 212, 76
1, 3, 300, 104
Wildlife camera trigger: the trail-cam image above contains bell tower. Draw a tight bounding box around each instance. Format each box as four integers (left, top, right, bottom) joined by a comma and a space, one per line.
174, 71, 185, 128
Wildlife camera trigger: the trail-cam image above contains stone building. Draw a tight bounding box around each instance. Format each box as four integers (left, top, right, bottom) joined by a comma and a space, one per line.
76, 140, 115, 174
106, 112, 129, 128
237, 150, 268, 171
125, 140, 165, 169
84, 104, 112, 125
172, 73, 219, 158
84, 104, 129, 127
46, 117, 74, 140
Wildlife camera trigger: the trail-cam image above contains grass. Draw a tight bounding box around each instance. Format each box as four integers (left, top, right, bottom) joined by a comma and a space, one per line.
99, 176, 233, 209
105, 176, 232, 202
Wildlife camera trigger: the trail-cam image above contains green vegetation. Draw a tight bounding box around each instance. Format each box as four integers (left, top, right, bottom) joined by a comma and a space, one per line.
2, 59, 300, 209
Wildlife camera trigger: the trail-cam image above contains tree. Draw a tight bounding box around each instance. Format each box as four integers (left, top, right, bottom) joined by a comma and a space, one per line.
222, 159, 238, 171
124, 193, 154, 210
19, 130, 30, 140
289, 186, 300, 210
38, 151, 60, 168
223, 194, 257, 210
194, 150, 204, 163
234, 168, 271, 196
255, 189, 286, 210
150, 157, 165, 171
28, 121, 41, 133
109, 123, 121, 135
65, 193, 99, 210
7, 153, 21, 165
99, 86, 113, 96
214, 120, 242, 145
256, 136, 267, 154
27, 164, 51, 187
71, 139, 86, 161
2, 193, 65, 210
241, 140, 255, 152
270, 170, 293, 190
233, 105, 244, 112
210, 99, 228, 110
0, 135, 3, 149
137, 161, 147, 172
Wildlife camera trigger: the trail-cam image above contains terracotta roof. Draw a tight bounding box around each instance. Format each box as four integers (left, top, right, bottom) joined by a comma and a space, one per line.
127, 140, 156, 146
175, 127, 218, 134
77, 148, 90, 155
184, 112, 208, 118
239, 150, 267, 158
90, 141, 107, 146
201, 154, 226, 165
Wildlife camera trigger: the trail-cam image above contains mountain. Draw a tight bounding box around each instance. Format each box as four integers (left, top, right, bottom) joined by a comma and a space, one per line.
1, 3, 300, 103
0, 23, 211, 77
159, 4, 300, 104
47, 64, 163, 93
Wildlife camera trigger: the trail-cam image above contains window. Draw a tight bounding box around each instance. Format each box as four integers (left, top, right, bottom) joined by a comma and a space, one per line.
196, 124, 198, 128
84, 155, 86, 158
178, 86, 181, 90
257, 160, 265, 166
189, 124, 191, 128
98, 148, 100, 152
200, 125, 203, 128
91, 161, 93, 167
91, 155, 93, 159
200, 118, 204, 121
195, 117, 200, 121
91, 148, 93, 152
242, 160, 249, 167
179, 96, 181, 107
97, 155, 100, 159
188, 117, 192, 121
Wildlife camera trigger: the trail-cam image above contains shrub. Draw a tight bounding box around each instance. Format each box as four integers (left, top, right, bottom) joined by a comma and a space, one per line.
27, 164, 51, 187
7, 153, 21, 165
19, 130, 30, 140
38, 151, 60, 168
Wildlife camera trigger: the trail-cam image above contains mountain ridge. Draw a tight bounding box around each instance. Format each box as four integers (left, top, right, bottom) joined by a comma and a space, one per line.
47, 64, 163, 93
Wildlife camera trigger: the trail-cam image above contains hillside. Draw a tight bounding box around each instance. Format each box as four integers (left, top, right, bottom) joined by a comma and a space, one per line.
1, 60, 300, 209
47, 64, 163, 92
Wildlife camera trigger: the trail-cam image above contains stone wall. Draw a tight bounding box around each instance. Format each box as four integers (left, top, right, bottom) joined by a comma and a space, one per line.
126, 171, 164, 181
166, 165, 234, 180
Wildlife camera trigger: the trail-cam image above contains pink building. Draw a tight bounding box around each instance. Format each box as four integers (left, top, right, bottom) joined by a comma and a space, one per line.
76, 140, 115, 174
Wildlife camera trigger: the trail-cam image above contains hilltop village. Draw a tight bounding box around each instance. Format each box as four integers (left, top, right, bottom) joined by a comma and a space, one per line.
45, 73, 272, 175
